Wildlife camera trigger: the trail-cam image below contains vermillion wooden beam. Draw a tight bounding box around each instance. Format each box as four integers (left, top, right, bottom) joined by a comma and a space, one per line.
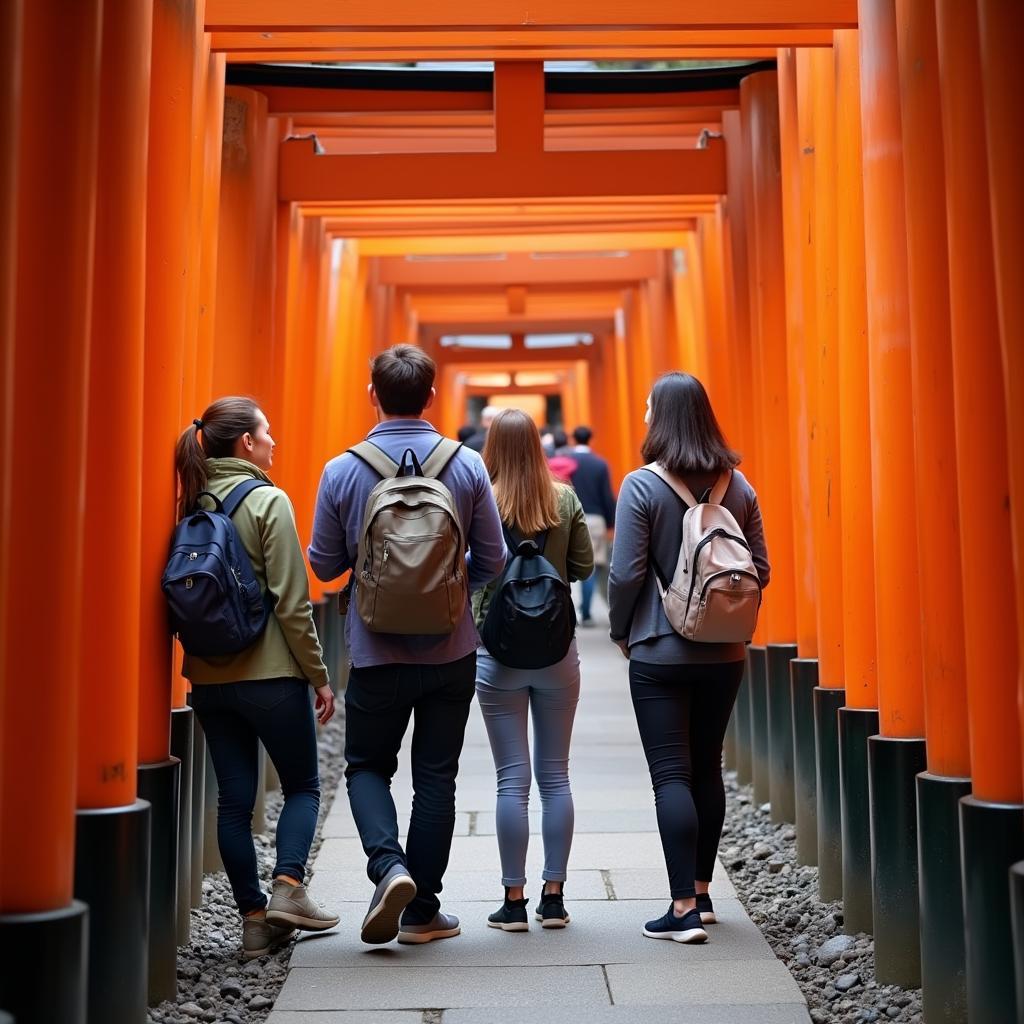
205, 1, 858, 31
376, 250, 661, 286
352, 230, 694, 256
212, 28, 837, 52
280, 139, 726, 201
225, 46, 780, 62
421, 316, 612, 340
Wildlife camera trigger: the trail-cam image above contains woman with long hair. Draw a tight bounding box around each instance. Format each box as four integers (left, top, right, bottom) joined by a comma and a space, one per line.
608, 372, 770, 944
474, 409, 594, 931
175, 396, 339, 959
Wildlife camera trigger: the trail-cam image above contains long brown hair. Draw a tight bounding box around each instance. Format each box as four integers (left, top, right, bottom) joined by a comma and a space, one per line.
482, 408, 561, 535
175, 396, 262, 518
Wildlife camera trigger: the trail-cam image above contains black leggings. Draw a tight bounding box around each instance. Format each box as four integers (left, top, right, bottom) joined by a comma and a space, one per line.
629, 659, 744, 900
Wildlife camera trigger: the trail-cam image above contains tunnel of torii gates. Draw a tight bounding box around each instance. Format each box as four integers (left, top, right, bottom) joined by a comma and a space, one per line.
0, 1, 1022, 1022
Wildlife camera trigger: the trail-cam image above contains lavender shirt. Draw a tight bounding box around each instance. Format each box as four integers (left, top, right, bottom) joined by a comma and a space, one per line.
308, 419, 508, 668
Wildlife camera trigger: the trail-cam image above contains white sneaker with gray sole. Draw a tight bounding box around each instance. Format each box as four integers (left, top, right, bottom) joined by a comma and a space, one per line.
398, 911, 461, 945
360, 864, 417, 944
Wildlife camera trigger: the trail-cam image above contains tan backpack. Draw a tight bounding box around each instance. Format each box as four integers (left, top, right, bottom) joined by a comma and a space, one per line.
350, 439, 467, 635
645, 464, 762, 643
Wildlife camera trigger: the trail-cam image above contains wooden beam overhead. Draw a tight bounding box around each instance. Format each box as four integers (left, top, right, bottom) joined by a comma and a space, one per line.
341, 230, 693, 256
223, 46, 782, 62
206, 1, 857, 31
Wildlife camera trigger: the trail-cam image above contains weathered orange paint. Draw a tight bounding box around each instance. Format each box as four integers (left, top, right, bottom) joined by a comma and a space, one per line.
935, 0, 1021, 803
1, 0, 101, 912
858, 0, 925, 738
139, 0, 202, 765
78, 0, 153, 807
894, 0, 968, 774
776, 48, 819, 660
833, 30, 878, 709
977, 0, 1024, 794
741, 71, 798, 646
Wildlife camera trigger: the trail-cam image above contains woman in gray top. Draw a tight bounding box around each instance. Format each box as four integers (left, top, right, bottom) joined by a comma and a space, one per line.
608, 372, 770, 945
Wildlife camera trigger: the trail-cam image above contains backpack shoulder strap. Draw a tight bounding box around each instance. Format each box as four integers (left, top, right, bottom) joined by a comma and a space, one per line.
222, 479, 272, 518
348, 440, 400, 480
421, 437, 463, 480
643, 462, 700, 508
709, 469, 733, 505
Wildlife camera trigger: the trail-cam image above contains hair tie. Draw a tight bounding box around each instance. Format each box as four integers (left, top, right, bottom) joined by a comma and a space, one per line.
193, 418, 204, 431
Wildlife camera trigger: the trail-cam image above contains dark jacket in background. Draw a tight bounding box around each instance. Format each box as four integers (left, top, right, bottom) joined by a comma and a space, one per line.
568, 447, 617, 529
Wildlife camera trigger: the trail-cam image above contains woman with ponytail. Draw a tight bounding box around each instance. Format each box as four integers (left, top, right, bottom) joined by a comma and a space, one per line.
175, 396, 339, 959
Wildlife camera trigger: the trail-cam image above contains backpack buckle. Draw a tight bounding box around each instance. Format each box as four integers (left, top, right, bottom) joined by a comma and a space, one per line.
185, 578, 193, 590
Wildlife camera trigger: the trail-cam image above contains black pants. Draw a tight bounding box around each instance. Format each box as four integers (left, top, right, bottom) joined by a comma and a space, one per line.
344, 652, 476, 924
629, 659, 744, 900
191, 678, 320, 915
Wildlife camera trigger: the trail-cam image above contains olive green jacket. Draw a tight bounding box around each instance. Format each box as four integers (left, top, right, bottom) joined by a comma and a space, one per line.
182, 458, 329, 688
472, 483, 595, 629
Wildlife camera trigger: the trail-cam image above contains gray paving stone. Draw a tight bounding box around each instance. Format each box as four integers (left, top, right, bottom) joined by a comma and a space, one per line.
275, 965, 610, 1010
606, 960, 805, 1005
444, 1008, 811, 1024
290, 899, 775, 969
268, 1014, 423, 1024
607, 866, 738, 900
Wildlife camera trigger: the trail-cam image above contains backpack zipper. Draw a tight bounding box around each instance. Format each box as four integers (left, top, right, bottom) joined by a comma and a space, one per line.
695, 569, 762, 609
684, 529, 751, 607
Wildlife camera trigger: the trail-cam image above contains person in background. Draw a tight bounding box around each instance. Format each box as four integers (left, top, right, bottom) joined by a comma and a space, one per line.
457, 424, 478, 444
309, 345, 507, 946
176, 396, 339, 961
547, 427, 578, 485
474, 409, 593, 932
567, 426, 617, 625
608, 372, 769, 945
463, 405, 499, 452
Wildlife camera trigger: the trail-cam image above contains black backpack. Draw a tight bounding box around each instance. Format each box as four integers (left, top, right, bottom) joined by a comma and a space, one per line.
481, 526, 576, 669
162, 480, 272, 658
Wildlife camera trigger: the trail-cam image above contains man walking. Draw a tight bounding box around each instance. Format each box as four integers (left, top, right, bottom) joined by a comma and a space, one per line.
309, 345, 506, 945
567, 426, 617, 625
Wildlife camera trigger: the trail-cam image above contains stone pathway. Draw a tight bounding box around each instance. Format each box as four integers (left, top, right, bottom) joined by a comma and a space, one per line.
268, 601, 809, 1024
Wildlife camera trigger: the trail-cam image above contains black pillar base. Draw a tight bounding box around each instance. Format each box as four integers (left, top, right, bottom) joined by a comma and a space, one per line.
188, 707, 205, 909
839, 706, 879, 935
0, 900, 89, 1024
1011, 860, 1024, 1024
203, 743, 222, 874
868, 734, 927, 986
734, 661, 753, 785
766, 643, 797, 823
74, 799, 151, 1024
814, 686, 846, 902
137, 757, 181, 1006
748, 646, 770, 806
170, 706, 193, 946
915, 772, 971, 1023
959, 796, 1024, 1023
790, 659, 819, 865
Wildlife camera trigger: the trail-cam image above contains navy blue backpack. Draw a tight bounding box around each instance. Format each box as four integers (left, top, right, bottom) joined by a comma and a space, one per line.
162, 480, 272, 657
481, 526, 576, 670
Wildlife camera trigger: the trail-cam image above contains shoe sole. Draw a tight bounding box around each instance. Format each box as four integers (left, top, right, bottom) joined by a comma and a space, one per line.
242, 927, 295, 960
642, 927, 708, 944
535, 913, 571, 928
397, 924, 461, 945
360, 875, 417, 945
487, 920, 529, 932
266, 908, 340, 932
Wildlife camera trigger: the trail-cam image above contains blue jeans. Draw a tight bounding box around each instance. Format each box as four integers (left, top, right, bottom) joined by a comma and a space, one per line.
344, 652, 476, 925
191, 678, 320, 915
580, 575, 597, 621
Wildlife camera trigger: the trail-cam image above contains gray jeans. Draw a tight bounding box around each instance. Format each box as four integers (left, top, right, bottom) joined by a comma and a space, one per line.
476, 641, 580, 887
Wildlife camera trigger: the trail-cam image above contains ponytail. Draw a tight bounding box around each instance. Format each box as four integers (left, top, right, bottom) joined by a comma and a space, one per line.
174, 396, 262, 519
175, 424, 208, 519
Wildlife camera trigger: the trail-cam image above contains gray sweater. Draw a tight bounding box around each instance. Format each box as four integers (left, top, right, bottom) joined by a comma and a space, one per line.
608, 466, 770, 664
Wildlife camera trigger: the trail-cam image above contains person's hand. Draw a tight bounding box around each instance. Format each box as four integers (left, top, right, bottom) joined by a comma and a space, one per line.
314, 683, 335, 725
614, 638, 629, 659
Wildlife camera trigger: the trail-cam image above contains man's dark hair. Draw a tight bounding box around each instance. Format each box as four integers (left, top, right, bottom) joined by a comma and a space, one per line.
370, 345, 436, 415
552, 428, 569, 450
457, 424, 477, 443
640, 371, 740, 475
573, 426, 592, 446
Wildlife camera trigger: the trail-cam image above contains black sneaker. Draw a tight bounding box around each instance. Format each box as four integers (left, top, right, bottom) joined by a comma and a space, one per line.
536, 885, 570, 928
696, 893, 717, 924
487, 890, 529, 932
642, 905, 708, 944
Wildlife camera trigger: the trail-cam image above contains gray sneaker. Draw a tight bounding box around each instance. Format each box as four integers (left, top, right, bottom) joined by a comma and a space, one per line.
265, 880, 340, 932
360, 864, 417, 945
242, 917, 295, 960
398, 911, 461, 945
